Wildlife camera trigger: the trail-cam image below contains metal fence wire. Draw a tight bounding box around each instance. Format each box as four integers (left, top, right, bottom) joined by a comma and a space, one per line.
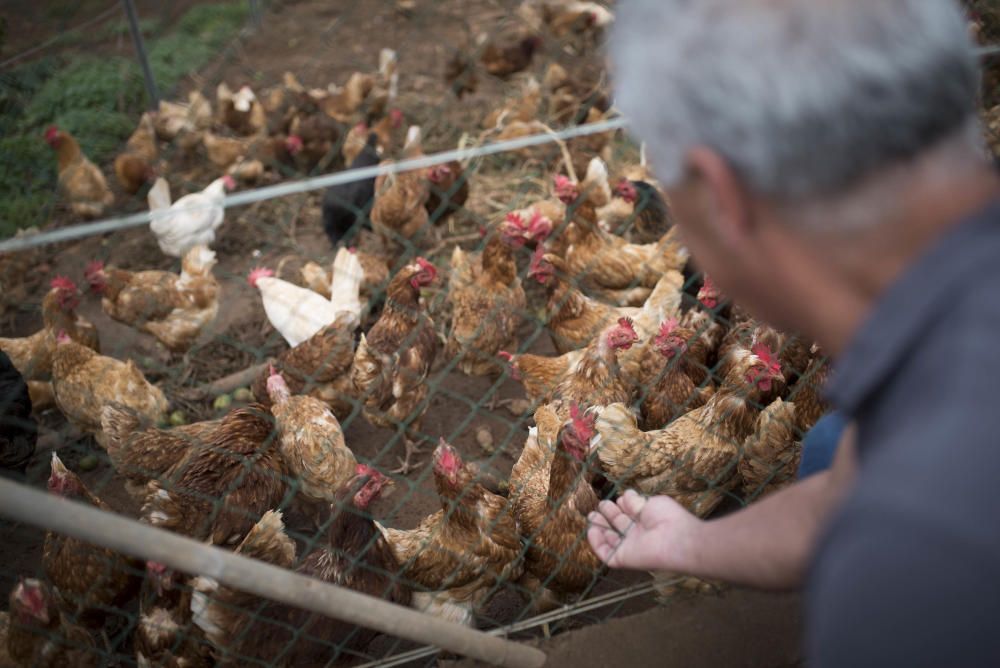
1, 0, 998, 666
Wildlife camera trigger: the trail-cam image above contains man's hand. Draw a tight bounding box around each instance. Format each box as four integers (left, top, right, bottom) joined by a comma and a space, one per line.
587, 490, 702, 571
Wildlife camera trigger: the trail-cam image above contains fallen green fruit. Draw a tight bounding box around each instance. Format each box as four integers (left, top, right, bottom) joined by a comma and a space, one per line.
78, 454, 99, 471
233, 387, 254, 402
169, 410, 187, 426
213, 394, 233, 410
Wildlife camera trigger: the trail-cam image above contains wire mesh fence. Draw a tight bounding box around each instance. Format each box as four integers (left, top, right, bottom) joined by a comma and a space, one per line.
1, 0, 999, 666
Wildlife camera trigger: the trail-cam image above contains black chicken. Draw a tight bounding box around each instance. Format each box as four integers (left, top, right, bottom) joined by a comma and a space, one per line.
0, 349, 36, 478
322, 132, 381, 247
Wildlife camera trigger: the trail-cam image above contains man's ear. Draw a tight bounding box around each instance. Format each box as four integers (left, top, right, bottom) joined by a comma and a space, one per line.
684, 147, 755, 246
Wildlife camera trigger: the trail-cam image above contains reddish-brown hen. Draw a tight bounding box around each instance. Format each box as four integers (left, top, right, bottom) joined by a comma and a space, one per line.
351, 259, 438, 473
45, 126, 113, 219
193, 469, 409, 666
0, 277, 99, 408
425, 161, 469, 225
114, 112, 158, 195
7, 579, 96, 667
510, 404, 602, 611
595, 344, 786, 518
370, 126, 430, 249
376, 441, 521, 625
446, 230, 527, 376
639, 319, 714, 430
43, 454, 140, 624
250, 311, 358, 419
112, 404, 286, 545
85, 245, 219, 352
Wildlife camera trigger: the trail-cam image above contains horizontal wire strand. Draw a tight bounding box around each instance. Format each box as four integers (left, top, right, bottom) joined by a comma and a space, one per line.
0, 117, 626, 253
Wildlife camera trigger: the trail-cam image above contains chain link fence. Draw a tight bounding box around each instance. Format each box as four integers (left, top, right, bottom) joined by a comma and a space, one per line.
1, 1, 999, 666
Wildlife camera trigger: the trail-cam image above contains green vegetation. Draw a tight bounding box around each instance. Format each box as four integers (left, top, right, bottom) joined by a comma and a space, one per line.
0, 2, 249, 238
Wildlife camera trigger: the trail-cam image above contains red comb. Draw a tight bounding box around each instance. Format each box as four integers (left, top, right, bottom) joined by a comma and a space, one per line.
553, 175, 573, 189
505, 212, 525, 228
528, 211, 553, 239
50, 276, 77, 292
569, 403, 596, 436
434, 439, 461, 472
658, 318, 679, 338
529, 243, 546, 267
83, 260, 104, 276
751, 343, 781, 373
247, 267, 275, 287
617, 317, 637, 335
416, 257, 437, 277
354, 122, 368, 132
498, 350, 515, 363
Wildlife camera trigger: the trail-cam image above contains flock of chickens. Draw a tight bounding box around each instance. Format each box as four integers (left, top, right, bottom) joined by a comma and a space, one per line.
0, 1, 832, 666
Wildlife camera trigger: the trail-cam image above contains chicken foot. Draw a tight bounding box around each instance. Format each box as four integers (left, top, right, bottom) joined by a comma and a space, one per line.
392, 436, 429, 475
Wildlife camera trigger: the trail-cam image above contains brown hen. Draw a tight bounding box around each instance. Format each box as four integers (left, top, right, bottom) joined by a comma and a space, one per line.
43, 453, 141, 624
376, 441, 521, 625
193, 470, 409, 666
351, 259, 439, 473
45, 126, 113, 219
250, 312, 358, 419
85, 245, 220, 352
446, 231, 527, 376
594, 344, 786, 518
370, 126, 430, 250
6, 579, 96, 668
51, 334, 167, 445
132, 404, 287, 545
114, 112, 158, 195
510, 404, 602, 611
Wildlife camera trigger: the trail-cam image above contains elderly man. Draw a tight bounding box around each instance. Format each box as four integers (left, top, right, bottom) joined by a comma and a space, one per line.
587, 0, 1000, 665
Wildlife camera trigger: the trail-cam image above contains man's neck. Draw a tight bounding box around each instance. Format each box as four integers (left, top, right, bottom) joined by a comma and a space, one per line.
793, 166, 1000, 356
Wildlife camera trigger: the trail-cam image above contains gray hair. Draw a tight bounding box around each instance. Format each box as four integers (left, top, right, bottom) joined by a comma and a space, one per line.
611, 0, 981, 199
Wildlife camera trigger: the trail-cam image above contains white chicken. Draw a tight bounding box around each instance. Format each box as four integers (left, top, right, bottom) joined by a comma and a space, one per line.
249, 247, 364, 347
148, 176, 234, 258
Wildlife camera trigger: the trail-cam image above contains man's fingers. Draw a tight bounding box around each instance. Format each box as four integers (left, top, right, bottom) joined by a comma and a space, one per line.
609, 508, 634, 534
587, 525, 621, 565
597, 499, 622, 521
620, 489, 647, 518
587, 511, 611, 531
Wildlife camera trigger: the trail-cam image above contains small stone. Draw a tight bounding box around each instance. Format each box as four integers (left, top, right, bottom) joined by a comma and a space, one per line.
78, 454, 99, 472
213, 394, 233, 411
475, 426, 495, 454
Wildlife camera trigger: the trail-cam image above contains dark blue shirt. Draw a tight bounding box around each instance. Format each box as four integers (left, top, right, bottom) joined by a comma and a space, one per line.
808, 197, 1000, 667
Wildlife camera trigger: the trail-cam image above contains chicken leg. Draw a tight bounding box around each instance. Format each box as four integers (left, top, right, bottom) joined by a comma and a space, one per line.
392, 437, 428, 475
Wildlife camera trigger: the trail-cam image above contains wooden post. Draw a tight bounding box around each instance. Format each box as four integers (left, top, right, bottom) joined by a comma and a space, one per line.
0, 478, 547, 668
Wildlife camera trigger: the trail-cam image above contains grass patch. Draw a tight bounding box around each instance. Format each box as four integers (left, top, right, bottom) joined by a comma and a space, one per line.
0, 1, 248, 237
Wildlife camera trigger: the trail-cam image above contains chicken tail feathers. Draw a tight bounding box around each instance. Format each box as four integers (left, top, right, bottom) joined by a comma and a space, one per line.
234, 510, 296, 568
147, 177, 172, 211
101, 403, 144, 464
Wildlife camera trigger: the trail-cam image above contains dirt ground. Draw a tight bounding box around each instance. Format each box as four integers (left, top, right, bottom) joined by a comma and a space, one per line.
0, 0, 804, 665
446, 589, 803, 668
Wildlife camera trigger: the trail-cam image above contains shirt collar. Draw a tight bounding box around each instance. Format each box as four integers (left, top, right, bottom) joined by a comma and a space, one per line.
827, 197, 1000, 416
